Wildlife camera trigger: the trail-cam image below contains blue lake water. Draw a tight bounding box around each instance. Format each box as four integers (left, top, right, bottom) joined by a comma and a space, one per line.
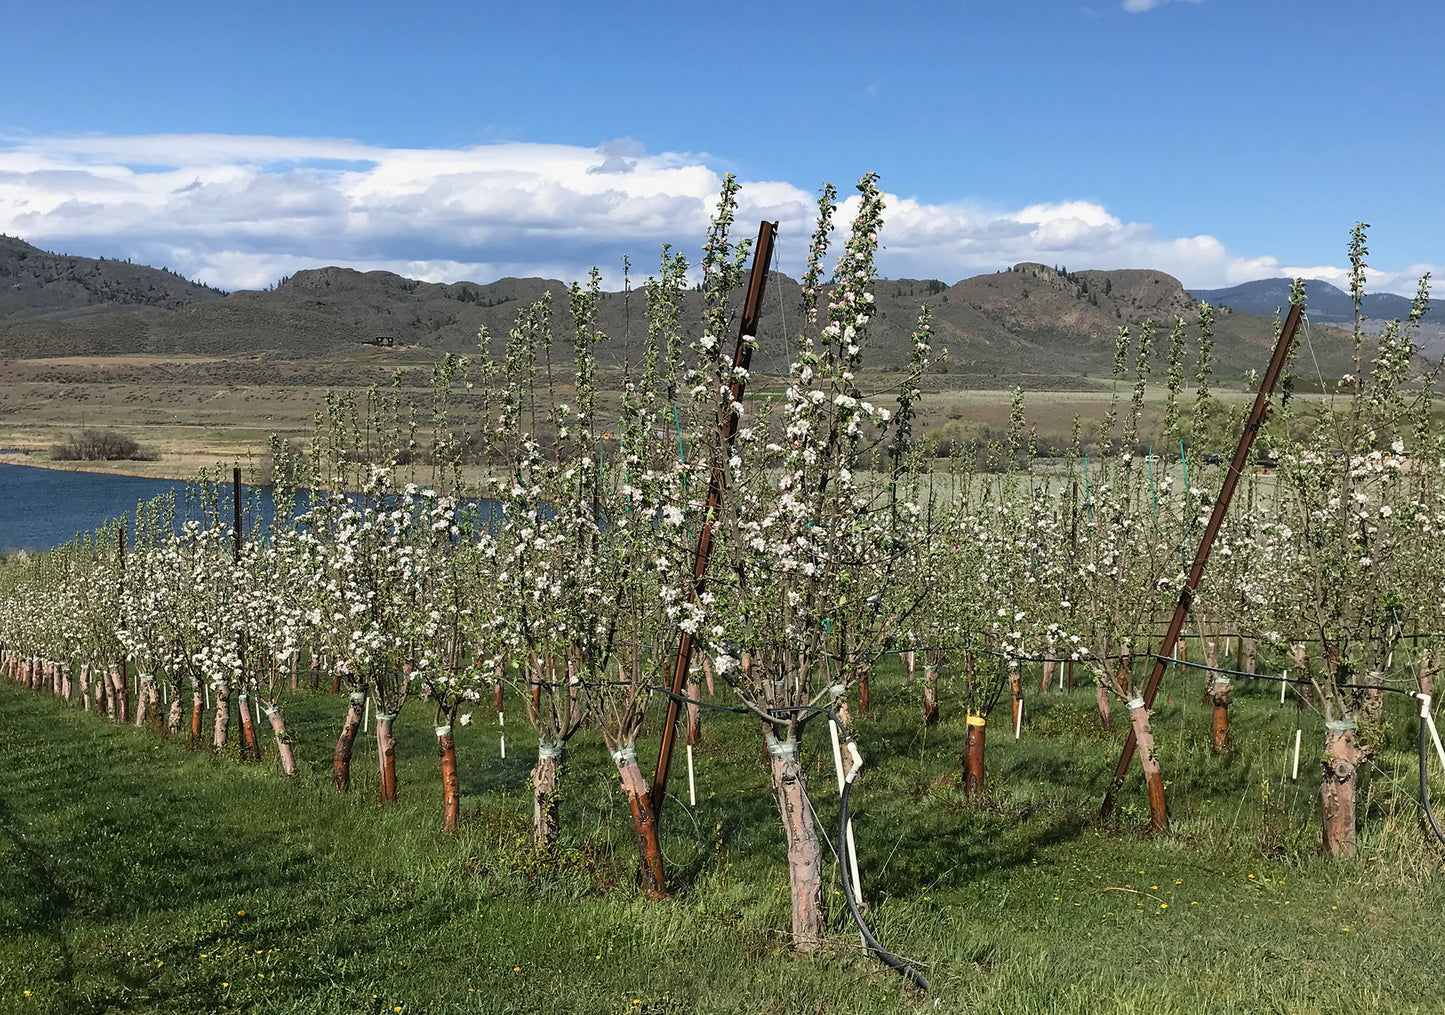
0, 463, 502, 553
0, 463, 257, 552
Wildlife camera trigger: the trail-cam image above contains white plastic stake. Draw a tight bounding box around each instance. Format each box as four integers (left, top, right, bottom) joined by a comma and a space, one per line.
845, 818, 863, 921
205, 684, 210, 710
828, 719, 846, 792
1427, 712, 1445, 775
498, 710, 505, 759
1015, 698, 1024, 740
827, 714, 864, 939
1291, 729, 1302, 781
1280, 670, 1288, 705
255, 698, 261, 728
686, 743, 697, 807
364, 697, 371, 733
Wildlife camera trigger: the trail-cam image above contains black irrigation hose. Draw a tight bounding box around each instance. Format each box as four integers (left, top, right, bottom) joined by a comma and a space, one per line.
778, 703, 929, 994
1415, 694, 1445, 849
838, 774, 931, 993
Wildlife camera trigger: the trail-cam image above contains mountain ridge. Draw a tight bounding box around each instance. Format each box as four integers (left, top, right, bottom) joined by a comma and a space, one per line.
0, 236, 1370, 384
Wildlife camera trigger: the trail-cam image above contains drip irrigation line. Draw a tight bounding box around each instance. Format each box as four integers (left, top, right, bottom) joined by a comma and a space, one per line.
837, 775, 929, 992
1414, 694, 1445, 848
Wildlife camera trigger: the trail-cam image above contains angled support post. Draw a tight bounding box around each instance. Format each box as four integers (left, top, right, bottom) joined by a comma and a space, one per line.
1101, 303, 1304, 829
650, 220, 778, 821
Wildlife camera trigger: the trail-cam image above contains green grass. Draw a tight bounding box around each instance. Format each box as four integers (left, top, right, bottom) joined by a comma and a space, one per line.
2, 660, 1443, 1014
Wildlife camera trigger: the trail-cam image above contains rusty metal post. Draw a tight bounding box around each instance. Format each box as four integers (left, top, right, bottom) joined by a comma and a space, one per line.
650, 220, 778, 819
1101, 303, 1303, 826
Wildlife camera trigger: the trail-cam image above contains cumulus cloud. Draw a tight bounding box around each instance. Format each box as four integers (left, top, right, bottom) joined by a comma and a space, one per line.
1122, 0, 1208, 11
0, 132, 1428, 296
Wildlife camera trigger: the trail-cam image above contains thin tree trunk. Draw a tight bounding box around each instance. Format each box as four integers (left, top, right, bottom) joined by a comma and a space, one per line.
964, 716, 986, 797
1127, 697, 1167, 834
135, 675, 157, 728
1209, 677, 1230, 753
1095, 676, 1113, 732
265, 705, 297, 777
1008, 661, 1022, 734
376, 712, 398, 804
922, 665, 939, 726
190, 681, 204, 742
212, 685, 232, 753
531, 743, 564, 850
333, 690, 366, 793
111, 664, 130, 723
767, 732, 824, 952
1321, 719, 1361, 857
858, 668, 870, 717
613, 745, 666, 897
437, 724, 459, 830
1040, 642, 1055, 694
237, 692, 262, 761
167, 686, 184, 736
105, 666, 122, 722
686, 667, 702, 745
79, 664, 91, 713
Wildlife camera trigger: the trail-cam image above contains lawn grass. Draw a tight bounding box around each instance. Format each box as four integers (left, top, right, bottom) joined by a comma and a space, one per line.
2, 657, 1443, 1013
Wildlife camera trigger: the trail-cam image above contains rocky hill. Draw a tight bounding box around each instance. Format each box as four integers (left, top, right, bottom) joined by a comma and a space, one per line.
0, 237, 1368, 385
0, 235, 225, 318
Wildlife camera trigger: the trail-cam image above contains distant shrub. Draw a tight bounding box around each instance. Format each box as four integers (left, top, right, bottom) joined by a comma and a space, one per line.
50, 429, 158, 462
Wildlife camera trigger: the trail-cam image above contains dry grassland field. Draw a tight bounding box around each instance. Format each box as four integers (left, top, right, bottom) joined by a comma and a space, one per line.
0, 352, 1273, 481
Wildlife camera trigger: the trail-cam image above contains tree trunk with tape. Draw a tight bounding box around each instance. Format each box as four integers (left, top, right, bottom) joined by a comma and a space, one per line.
767, 730, 824, 952
437, 724, 459, 830
531, 741, 564, 850
1127, 697, 1167, 834
79, 664, 91, 713
964, 715, 986, 797
333, 690, 366, 792
265, 704, 297, 777
376, 712, 398, 804
1209, 677, 1230, 753
1321, 718, 1361, 857
612, 743, 666, 897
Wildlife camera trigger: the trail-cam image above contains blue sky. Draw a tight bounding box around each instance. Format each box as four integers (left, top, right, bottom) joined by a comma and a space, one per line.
1, 0, 1440, 294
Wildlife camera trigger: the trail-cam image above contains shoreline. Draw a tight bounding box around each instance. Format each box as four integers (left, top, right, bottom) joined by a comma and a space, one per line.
0, 452, 227, 483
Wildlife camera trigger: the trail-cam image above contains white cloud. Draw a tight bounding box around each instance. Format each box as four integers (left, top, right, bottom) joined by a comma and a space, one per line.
0, 132, 1430, 296
1122, 0, 1208, 12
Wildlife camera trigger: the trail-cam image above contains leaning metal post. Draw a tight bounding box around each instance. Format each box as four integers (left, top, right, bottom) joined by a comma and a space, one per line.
1101, 303, 1304, 829
650, 220, 778, 820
